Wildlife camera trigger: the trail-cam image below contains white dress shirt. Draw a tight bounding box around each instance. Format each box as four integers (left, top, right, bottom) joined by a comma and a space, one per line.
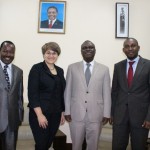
83, 60, 94, 74
126, 56, 140, 76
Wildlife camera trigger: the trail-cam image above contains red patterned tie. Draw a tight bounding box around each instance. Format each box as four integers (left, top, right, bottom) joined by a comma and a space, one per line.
128, 61, 135, 87
49, 20, 53, 28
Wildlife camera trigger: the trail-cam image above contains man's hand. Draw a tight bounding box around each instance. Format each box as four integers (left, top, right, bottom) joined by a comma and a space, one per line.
109, 117, 113, 125
102, 117, 109, 125
142, 121, 150, 129
65, 115, 72, 122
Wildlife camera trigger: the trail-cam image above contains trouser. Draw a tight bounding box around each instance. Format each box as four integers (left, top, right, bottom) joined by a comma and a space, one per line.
29, 109, 61, 150
0, 126, 18, 150
70, 113, 102, 150
112, 106, 149, 150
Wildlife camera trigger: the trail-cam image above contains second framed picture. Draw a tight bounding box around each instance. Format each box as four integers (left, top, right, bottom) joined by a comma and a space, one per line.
38, 0, 66, 34
115, 3, 129, 38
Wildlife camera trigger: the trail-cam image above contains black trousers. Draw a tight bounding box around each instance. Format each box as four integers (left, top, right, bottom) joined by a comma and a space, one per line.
112, 106, 149, 150
29, 109, 61, 150
0, 126, 18, 150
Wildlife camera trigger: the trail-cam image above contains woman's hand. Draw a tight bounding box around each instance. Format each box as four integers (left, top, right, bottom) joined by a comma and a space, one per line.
37, 114, 48, 129
34, 107, 48, 129
60, 112, 65, 125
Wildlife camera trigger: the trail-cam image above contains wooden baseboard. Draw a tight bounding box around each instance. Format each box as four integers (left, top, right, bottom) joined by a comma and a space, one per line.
66, 143, 72, 150
53, 130, 67, 150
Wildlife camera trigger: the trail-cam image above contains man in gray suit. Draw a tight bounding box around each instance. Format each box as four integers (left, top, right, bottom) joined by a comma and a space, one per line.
110, 38, 150, 150
64, 40, 111, 150
0, 41, 24, 150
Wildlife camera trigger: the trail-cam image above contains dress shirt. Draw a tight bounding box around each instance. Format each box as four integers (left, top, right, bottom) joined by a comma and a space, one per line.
83, 60, 94, 74
0, 60, 12, 84
126, 56, 140, 76
49, 19, 56, 26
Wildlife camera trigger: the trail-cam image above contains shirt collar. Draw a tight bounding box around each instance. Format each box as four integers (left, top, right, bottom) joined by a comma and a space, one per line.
127, 55, 140, 63
49, 19, 56, 24
0, 60, 12, 70
83, 60, 94, 67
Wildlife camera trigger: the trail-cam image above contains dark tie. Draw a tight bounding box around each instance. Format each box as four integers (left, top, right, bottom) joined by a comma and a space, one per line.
85, 63, 91, 85
127, 61, 135, 87
49, 20, 53, 28
3, 65, 10, 89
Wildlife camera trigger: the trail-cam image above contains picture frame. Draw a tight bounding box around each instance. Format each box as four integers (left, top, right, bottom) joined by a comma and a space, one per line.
38, 0, 66, 34
115, 3, 129, 38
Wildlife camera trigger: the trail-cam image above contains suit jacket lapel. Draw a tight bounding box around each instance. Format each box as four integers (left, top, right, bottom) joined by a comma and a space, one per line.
132, 57, 145, 86
120, 60, 128, 88
88, 61, 98, 87
78, 62, 87, 87
10, 65, 16, 91
0, 64, 8, 89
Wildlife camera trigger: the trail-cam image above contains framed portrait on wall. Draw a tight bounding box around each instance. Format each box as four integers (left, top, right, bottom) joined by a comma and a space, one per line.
115, 3, 129, 38
38, 0, 66, 34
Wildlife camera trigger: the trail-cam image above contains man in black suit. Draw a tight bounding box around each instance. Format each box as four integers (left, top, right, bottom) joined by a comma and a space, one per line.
40, 6, 63, 29
0, 41, 24, 150
110, 37, 150, 150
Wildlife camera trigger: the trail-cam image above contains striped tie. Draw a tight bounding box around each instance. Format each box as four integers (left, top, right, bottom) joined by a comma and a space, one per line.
3, 65, 10, 90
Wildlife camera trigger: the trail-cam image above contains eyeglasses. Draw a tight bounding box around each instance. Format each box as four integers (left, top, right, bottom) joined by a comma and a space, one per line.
45, 51, 58, 56
82, 46, 95, 51
124, 44, 137, 49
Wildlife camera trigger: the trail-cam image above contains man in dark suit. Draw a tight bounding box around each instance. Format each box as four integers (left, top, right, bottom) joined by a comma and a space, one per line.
0, 41, 24, 150
40, 6, 63, 29
110, 37, 150, 150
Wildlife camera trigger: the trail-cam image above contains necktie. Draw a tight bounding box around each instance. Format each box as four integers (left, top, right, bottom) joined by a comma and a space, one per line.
127, 61, 135, 87
85, 63, 91, 85
49, 20, 53, 28
3, 65, 10, 90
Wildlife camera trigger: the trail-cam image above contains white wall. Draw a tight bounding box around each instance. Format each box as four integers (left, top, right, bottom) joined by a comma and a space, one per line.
0, 0, 150, 143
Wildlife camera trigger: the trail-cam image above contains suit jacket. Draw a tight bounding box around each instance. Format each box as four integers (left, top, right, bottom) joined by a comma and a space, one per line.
40, 19, 63, 29
64, 61, 111, 122
28, 61, 66, 114
0, 64, 23, 133
111, 57, 150, 126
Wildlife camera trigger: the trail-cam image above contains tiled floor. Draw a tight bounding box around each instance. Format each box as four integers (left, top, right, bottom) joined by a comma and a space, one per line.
16, 140, 132, 150
17, 140, 34, 150
98, 140, 131, 150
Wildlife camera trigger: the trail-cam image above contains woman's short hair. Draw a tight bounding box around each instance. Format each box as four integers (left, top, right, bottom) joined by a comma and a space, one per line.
42, 42, 61, 55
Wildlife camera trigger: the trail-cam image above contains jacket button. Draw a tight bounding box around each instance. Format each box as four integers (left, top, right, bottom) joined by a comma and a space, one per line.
86, 91, 89, 93
85, 101, 87, 103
